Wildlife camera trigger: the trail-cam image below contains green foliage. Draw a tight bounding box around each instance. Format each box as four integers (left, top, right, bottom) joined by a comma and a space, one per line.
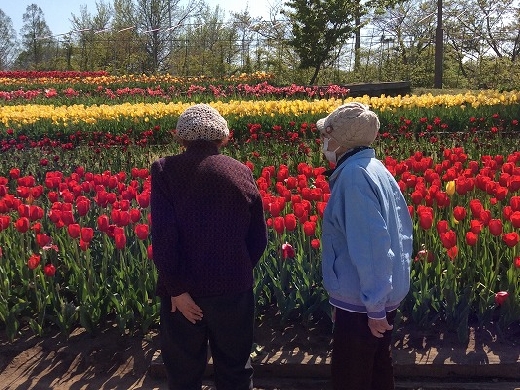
282, 0, 358, 84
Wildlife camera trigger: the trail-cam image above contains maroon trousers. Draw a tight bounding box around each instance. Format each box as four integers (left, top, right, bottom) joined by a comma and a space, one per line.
331, 309, 397, 390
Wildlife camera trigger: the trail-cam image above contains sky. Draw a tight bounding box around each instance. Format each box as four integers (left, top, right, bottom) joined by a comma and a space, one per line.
1, 0, 277, 37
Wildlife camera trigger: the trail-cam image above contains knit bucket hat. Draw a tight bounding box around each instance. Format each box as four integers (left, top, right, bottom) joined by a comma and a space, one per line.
175, 103, 230, 141
316, 102, 380, 149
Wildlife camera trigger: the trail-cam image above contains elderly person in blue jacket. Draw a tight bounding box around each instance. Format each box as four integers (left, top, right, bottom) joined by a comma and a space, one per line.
319, 102, 413, 390
150, 104, 268, 390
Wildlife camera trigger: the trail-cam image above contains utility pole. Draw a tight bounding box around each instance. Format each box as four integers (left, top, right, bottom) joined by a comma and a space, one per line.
434, 0, 443, 88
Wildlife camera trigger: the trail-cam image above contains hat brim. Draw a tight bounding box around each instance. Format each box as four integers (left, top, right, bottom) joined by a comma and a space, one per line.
316, 118, 326, 132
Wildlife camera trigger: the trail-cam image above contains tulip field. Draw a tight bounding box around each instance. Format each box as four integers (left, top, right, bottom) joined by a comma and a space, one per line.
0, 71, 519, 344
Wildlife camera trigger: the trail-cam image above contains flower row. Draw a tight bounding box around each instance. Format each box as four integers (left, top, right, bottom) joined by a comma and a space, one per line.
2, 95, 520, 137
0, 71, 273, 88
1, 136, 519, 337
0, 82, 350, 104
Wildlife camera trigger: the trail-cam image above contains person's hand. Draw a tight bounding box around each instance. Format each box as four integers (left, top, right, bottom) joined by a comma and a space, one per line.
170, 293, 203, 324
368, 317, 393, 338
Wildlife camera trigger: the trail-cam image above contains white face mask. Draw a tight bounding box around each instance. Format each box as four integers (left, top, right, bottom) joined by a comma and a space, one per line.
322, 137, 340, 163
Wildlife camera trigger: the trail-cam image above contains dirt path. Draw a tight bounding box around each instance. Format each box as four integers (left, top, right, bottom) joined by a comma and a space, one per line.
1, 310, 519, 390
0, 325, 163, 390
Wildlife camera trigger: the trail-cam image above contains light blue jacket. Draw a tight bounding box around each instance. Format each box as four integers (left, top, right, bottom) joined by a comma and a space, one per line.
321, 148, 413, 319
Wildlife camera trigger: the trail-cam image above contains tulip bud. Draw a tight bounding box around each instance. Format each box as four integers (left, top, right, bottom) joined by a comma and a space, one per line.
281, 242, 295, 259
494, 291, 509, 306
44, 263, 56, 277
445, 180, 455, 196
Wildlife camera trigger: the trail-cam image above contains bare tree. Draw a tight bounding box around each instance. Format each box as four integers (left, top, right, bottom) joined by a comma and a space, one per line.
17, 4, 54, 69
70, 1, 113, 70
111, 0, 142, 73
0, 9, 18, 69
136, 0, 203, 72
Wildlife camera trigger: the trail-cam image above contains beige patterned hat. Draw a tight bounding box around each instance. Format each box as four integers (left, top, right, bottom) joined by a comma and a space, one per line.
316, 102, 380, 149
176, 104, 230, 141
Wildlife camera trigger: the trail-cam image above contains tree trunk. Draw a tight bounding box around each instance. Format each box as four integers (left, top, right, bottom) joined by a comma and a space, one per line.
309, 65, 320, 85
354, 15, 361, 72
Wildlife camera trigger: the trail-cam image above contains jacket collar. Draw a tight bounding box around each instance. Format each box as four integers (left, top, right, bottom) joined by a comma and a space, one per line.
324, 146, 372, 177
184, 140, 221, 155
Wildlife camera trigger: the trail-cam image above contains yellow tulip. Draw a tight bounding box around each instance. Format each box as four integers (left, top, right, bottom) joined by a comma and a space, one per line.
446, 181, 456, 196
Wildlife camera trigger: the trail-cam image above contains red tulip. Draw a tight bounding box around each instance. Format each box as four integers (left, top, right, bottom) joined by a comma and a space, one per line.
130, 208, 141, 223
268, 199, 284, 217
16, 186, 30, 198
479, 209, 491, 226
452, 206, 467, 222
286, 176, 298, 189
292, 202, 306, 218
436, 220, 449, 234
509, 176, 520, 192
488, 219, 503, 236
311, 238, 320, 249
446, 245, 458, 260
27, 205, 42, 222
514, 256, 520, 269
415, 248, 434, 262
43, 263, 56, 277
81, 227, 94, 242
410, 191, 424, 205
494, 291, 509, 306
316, 202, 327, 218
114, 231, 127, 249
61, 210, 75, 225
136, 191, 150, 208
62, 191, 75, 203
147, 244, 153, 260
30, 186, 43, 199
469, 199, 483, 217
435, 192, 450, 208
465, 232, 478, 246
79, 239, 90, 251
281, 242, 295, 259
418, 210, 433, 230
31, 222, 42, 233
118, 199, 131, 211
273, 216, 285, 234
15, 217, 30, 233
502, 205, 512, 220
97, 214, 110, 232
502, 232, 520, 247
118, 210, 131, 226
76, 197, 90, 216
135, 224, 149, 240
0, 215, 11, 231
67, 223, 81, 239
27, 254, 40, 270
469, 219, 482, 234
36, 233, 52, 248
303, 220, 316, 236
440, 230, 457, 249
509, 211, 520, 228
9, 168, 20, 179
284, 214, 297, 232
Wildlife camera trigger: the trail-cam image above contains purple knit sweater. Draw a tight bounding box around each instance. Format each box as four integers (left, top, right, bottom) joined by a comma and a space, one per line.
150, 140, 268, 298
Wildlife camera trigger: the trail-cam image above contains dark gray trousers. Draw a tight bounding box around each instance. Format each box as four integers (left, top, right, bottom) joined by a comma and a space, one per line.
159, 290, 254, 390
331, 309, 397, 390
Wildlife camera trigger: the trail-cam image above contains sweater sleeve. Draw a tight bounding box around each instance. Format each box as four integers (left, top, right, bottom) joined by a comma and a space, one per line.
150, 160, 187, 297
246, 191, 268, 267
340, 172, 393, 319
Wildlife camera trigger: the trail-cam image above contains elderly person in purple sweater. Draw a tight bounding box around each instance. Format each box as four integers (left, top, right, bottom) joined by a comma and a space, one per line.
150, 104, 268, 390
